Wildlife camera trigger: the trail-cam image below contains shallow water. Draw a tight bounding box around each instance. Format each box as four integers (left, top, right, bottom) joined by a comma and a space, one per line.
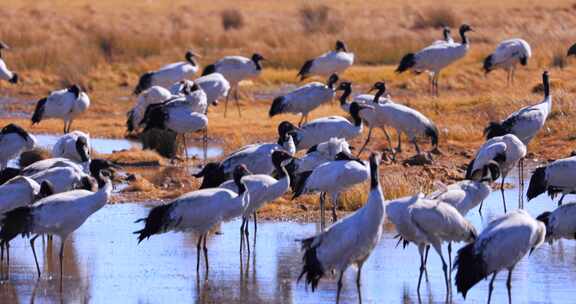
34, 134, 224, 159
0, 176, 573, 304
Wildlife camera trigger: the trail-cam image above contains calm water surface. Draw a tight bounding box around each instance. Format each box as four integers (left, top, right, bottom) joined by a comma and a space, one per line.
0, 176, 573, 304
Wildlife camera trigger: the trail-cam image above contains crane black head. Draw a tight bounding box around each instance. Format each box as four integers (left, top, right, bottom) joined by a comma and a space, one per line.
233, 164, 251, 194
459, 24, 473, 34
272, 150, 293, 169
75, 136, 90, 163
251, 53, 265, 70
369, 81, 387, 103
185, 50, 199, 65
335, 40, 348, 52
326, 73, 339, 89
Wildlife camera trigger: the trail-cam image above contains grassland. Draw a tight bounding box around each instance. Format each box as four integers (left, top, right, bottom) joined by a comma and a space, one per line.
0, 0, 575, 220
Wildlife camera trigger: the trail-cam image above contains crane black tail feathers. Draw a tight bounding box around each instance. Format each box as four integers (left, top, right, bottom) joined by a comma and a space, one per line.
395, 53, 416, 73
0, 206, 34, 244
9, 73, 18, 84
133, 72, 153, 95
483, 122, 509, 140
202, 64, 216, 76
31, 97, 47, 124
298, 241, 324, 292
520, 56, 529, 66
527, 167, 547, 201
483, 54, 493, 74
134, 204, 173, 243
455, 242, 488, 299
269, 96, 286, 117
291, 171, 313, 200
297, 59, 314, 81
425, 124, 439, 148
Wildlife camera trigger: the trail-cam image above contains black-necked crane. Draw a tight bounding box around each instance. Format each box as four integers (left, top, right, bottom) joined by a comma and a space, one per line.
135, 164, 250, 276
292, 151, 369, 230
193, 123, 295, 189
139, 96, 208, 161
483, 38, 531, 84
298, 153, 383, 304
133, 50, 200, 95
406, 198, 477, 298
27, 166, 95, 194
345, 86, 440, 157
0, 172, 112, 284
484, 71, 552, 201
279, 101, 368, 151
466, 134, 526, 211
219, 150, 294, 253
288, 137, 351, 175
455, 210, 546, 304
202, 53, 265, 117
297, 40, 354, 81
31, 84, 91, 134
536, 203, 576, 244
0, 41, 18, 84
52, 131, 91, 163
528, 155, 576, 206
127, 86, 173, 133
396, 24, 473, 95
269, 74, 339, 126
169, 80, 208, 114
0, 123, 37, 170
0, 177, 53, 269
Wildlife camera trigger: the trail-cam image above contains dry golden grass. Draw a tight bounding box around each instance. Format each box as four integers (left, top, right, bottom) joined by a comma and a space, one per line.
2, 0, 576, 218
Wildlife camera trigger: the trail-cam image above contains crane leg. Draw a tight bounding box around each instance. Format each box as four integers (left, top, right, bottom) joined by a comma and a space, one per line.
202, 233, 209, 275
203, 127, 208, 164
6, 242, 9, 278
487, 272, 498, 304
331, 193, 339, 223
431, 242, 450, 296
235, 87, 242, 117
59, 238, 65, 291
424, 244, 430, 282
320, 192, 326, 231
253, 211, 257, 244
501, 177, 507, 213
558, 194, 566, 206
356, 262, 364, 304
196, 235, 202, 273
239, 217, 246, 253
417, 244, 426, 293
448, 242, 452, 283
396, 130, 402, 153
336, 270, 344, 304
357, 127, 373, 157
506, 268, 514, 304
434, 73, 440, 97
224, 87, 232, 117
30, 234, 41, 277
413, 139, 421, 155
381, 127, 393, 151
244, 217, 251, 255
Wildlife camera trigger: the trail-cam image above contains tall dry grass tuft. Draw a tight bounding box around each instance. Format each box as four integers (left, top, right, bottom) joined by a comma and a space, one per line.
412, 7, 460, 29
221, 9, 244, 31
299, 4, 343, 34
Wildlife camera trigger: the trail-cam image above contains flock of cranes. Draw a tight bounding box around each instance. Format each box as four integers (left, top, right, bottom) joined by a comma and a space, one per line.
0, 23, 575, 303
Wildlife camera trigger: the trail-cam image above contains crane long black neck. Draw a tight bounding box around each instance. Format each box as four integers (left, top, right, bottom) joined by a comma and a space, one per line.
234, 176, 247, 194
339, 87, 352, 106
370, 157, 379, 189
373, 87, 386, 103
543, 73, 550, 98
460, 30, 469, 45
